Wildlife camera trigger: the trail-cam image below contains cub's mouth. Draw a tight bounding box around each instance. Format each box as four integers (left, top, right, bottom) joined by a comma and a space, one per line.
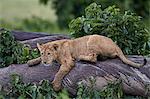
42, 61, 51, 66
43, 60, 57, 67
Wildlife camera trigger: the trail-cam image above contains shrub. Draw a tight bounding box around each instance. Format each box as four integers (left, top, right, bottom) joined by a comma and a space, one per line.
0, 29, 40, 67
76, 77, 124, 99
39, 0, 149, 28
0, 74, 145, 99
0, 29, 23, 67
69, 3, 150, 55
0, 74, 69, 99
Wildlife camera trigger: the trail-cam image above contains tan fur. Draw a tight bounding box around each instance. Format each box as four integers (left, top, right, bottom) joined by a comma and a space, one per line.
27, 57, 41, 66
36, 35, 146, 91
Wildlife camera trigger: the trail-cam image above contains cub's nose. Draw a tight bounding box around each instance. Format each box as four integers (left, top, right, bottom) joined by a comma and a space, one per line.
43, 62, 47, 64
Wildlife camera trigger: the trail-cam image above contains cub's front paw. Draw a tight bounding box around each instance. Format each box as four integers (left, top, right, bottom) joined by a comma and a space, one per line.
52, 80, 62, 91
91, 58, 97, 62
90, 53, 97, 62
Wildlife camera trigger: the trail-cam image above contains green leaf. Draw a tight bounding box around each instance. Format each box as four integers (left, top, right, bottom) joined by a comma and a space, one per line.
69, 3, 150, 55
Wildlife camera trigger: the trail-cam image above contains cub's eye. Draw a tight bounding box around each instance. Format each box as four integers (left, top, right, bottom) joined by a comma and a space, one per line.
41, 53, 43, 55
48, 53, 50, 55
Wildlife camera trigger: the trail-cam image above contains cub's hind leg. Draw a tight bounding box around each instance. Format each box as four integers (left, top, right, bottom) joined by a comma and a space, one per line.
78, 36, 99, 62
78, 53, 97, 62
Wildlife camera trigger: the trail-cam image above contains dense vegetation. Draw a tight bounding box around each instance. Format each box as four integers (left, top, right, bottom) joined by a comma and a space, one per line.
69, 3, 150, 55
39, 0, 150, 28
0, 29, 39, 67
0, 74, 145, 99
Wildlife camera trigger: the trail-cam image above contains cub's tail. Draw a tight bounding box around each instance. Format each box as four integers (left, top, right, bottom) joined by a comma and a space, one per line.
116, 47, 147, 68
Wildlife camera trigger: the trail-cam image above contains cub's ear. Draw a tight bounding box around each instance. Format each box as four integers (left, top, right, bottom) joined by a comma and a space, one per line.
37, 43, 42, 51
53, 44, 59, 50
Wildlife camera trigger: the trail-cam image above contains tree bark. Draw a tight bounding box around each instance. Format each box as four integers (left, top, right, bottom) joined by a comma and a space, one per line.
11, 30, 69, 41
0, 30, 149, 97
0, 56, 150, 97
21, 35, 70, 48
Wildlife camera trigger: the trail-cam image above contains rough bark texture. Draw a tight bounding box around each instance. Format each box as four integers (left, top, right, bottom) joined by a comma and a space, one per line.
0, 30, 149, 97
21, 35, 70, 48
0, 56, 150, 97
11, 30, 69, 41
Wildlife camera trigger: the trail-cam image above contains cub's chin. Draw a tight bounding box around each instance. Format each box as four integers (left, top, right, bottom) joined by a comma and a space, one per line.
43, 64, 51, 67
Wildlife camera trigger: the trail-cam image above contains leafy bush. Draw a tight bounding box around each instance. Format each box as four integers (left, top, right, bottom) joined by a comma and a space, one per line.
21, 47, 40, 64
0, 29, 23, 67
0, 74, 145, 99
39, 0, 149, 28
0, 29, 40, 67
77, 77, 123, 99
0, 74, 69, 99
69, 3, 150, 55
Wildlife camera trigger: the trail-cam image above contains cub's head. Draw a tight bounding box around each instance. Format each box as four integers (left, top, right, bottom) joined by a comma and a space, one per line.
37, 43, 59, 65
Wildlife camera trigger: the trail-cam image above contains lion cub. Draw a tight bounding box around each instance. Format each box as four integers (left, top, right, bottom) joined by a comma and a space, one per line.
28, 35, 146, 91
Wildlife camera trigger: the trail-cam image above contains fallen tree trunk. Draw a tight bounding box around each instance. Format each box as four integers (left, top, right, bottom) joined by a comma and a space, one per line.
0, 56, 150, 97
0, 30, 149, 97
21, 35, 70, 48
11, 30, 69, 41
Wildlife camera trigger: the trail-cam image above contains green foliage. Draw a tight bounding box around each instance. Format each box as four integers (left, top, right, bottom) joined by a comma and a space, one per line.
0, 75, 145, 99
99, 80, 123, 99
0, 74, 69, 99
0, 29, 23, 67
0, 17, 68, 34
39, 0, 150, 29
16, 16, 58, 33
69, 3, 150, 55
77, 77, 123, 99
21, 47, 40, 64
0, 29, 40, 67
